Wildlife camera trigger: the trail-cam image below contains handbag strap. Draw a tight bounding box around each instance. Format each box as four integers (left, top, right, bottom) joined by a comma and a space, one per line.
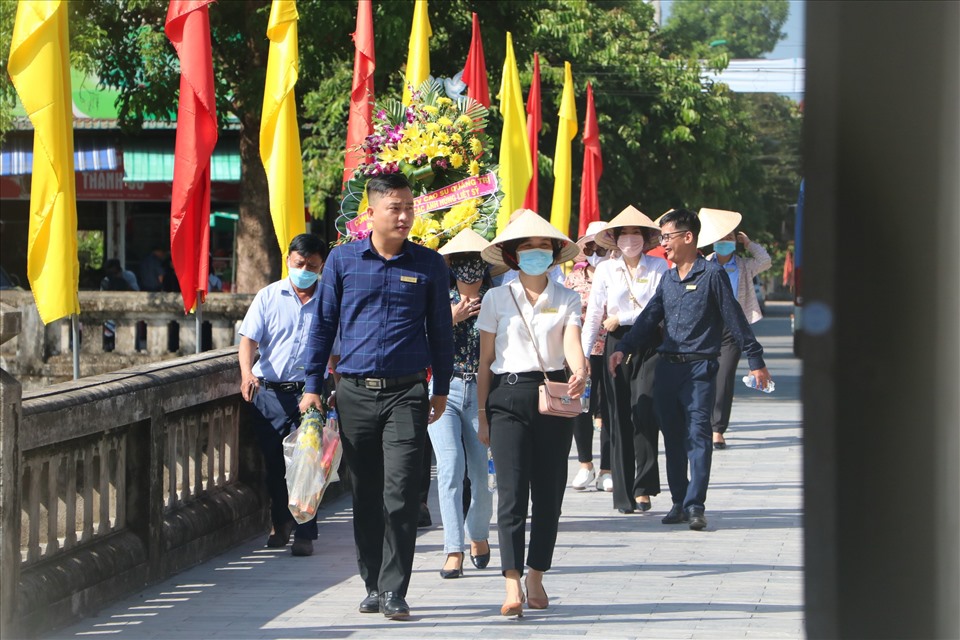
509, 292, 551, 384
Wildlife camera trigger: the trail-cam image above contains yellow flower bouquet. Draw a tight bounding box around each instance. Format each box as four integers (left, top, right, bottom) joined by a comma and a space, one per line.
338, 79, 503, 249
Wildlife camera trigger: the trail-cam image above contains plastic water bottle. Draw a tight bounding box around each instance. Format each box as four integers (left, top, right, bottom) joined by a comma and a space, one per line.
326, 409, 338, 427
580, 378, 591, 413
742, 375, 776, 394
487, 450, 497, 493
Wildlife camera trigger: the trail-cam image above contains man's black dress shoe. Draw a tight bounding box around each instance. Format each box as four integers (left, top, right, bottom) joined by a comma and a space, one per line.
379, 592, 410, 619
358, 590, 380, 614
662, 503, 689, 524
417, 503, 432, 528
265, 519, 295, 548
687, 507, 708, 531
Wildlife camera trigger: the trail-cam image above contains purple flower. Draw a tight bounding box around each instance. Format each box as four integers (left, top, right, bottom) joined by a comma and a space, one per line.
376, 109, 387, 120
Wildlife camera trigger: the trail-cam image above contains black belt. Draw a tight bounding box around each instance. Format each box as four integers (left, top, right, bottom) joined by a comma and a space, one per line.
452, 371, 477, 381
260, 379, 305, 393
341, 371, 428, 390
494, 371, 565, 385
662, 353, 717, 364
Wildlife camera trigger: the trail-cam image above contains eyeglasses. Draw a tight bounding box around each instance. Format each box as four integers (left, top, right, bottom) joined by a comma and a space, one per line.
583, 244, 607, 257
659, 230, 690, 244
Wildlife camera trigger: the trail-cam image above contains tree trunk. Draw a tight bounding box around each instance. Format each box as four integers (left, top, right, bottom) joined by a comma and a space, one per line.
235, 117, 279, 293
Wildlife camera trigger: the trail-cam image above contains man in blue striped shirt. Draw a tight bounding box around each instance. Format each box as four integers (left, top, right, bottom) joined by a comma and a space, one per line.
300, 173, 453, 620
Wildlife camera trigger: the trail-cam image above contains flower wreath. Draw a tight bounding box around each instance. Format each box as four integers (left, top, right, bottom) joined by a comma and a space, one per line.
338, 79, 503, 250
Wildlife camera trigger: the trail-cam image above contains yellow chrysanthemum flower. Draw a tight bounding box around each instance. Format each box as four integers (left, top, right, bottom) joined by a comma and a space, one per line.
423, 105, 439, 115
438, 116, 453, 127
451, 133, 462, 145
469, 137, 483, 155
456, 114, 473, 127
425, 122, 441, 133
450, 153, 464, 169
437, 97, 453, 107
469, 160, 481, 176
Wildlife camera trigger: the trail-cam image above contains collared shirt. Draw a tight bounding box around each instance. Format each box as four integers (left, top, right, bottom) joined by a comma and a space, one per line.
615, 256, 766, 370
303, 237, 454, 395
719, 257, 740, 303
450, 283, 488, 373
564, 264, 606, 356
239, 277, 319, 382
476, 278, 581, 375
582, 253, 668, 356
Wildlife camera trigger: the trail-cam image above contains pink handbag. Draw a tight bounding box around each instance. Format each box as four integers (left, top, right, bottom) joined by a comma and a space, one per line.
510, 296, 580, 418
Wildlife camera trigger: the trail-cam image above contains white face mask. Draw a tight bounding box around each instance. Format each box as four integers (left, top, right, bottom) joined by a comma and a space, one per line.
586, 253, 604, 267
617, 235, 645, 258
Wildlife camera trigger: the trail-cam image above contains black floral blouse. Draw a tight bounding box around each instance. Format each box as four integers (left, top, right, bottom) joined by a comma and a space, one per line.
450, 284, 488, 373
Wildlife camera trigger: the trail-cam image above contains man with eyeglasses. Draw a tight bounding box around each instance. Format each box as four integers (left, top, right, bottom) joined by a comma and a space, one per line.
608, 208, 771, 531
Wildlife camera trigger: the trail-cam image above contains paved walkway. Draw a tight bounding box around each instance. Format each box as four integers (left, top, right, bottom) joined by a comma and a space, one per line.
49, 306, 803, 639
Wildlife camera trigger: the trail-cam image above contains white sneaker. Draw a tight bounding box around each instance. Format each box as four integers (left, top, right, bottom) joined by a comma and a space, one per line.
596, 472, 613, 492
572, 467, 596, 490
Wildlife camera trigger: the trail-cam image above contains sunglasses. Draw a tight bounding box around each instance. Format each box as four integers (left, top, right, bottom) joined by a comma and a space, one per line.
583, 243, 607, 257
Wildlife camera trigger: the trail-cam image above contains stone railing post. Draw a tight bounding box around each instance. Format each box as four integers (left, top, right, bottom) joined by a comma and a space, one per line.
0, 302, 23, 638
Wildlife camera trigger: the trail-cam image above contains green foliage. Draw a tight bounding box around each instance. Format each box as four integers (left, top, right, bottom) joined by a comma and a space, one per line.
77, 230, 104, 271
662, 0, 789, 59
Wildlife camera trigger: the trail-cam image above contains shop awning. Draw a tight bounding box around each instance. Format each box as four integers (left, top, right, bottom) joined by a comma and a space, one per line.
123, 141, 241, 182
0, 140, 120, 176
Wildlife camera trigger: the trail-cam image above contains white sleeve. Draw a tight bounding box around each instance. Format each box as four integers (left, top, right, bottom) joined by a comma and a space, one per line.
476, 289, 499, 333
582, 267, 607, 355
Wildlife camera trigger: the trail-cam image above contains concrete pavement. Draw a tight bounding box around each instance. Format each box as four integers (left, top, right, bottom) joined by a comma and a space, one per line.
48, 304, 803, 639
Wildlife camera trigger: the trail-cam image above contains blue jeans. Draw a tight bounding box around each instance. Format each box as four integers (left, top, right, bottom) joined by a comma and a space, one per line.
428, 376, 493, 553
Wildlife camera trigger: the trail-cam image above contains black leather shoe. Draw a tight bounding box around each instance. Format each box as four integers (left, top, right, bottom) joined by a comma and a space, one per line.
662, 503, 688, 524
290, 538, 314, 556
687, 508, 708, 531
358, 590, 380, 614
379, 592, 410, 620
265, 519, 295, 548
618, 507, 636, 514
440, 552, 464, 579
417, 503, 432, 528
470, 541, 490, 569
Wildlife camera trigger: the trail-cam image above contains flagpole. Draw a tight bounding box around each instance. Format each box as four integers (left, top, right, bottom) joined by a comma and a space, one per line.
195, 294, 203, 354
71, 314, 80, 379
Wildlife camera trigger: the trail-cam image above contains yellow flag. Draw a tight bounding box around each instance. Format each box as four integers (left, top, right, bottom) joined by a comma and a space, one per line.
549, 61, 578, 236
496, 33, 532, 233
7, 0, 79, 324
261, 0, 306, 277
402, 0, 432, 105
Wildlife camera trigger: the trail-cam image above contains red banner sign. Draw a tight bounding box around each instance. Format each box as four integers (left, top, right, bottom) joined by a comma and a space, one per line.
0, 171, 240, 202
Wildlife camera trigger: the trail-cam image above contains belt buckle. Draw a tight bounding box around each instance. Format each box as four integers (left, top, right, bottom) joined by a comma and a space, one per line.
463, 373, 476, 382
364, 378, 385, 390
506, 373, 519, 385
279, 382, 297, 393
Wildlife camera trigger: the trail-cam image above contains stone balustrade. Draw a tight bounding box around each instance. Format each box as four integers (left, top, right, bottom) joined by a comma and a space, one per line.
0, 290, 255, 389
0, 300, 349, 638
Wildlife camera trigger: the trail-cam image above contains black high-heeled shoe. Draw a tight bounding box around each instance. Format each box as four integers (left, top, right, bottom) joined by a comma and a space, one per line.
470, 541, 490, 569
439, 552, 464, 579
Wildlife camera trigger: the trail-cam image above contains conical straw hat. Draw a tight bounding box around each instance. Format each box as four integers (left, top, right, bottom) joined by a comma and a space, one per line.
481, 209, 579, 268
438, 228, 490, 256
696, 208, 742, 248
595, 205, 659, 250
576, 220, 608, 248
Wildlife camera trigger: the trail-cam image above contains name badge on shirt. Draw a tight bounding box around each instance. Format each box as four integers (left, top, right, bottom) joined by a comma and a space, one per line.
400, 275, 418, 284
638, 278, 649, 284
541, 307, 559, 314
686, 284, 698, 290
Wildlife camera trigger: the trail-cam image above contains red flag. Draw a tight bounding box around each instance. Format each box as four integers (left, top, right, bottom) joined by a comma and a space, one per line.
523, 52, 542, 211
461, 12, 489, 108
343, 0, 375, 187
578, 82, 602, 237
165, 0, 218, 314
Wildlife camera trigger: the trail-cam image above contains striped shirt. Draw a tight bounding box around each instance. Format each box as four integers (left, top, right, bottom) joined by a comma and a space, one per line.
304, 236, 454, 395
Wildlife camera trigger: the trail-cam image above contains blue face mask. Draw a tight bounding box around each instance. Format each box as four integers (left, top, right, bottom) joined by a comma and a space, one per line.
288, 267, 319, 289
517, 248, 554, 276
713, 241, 736, 257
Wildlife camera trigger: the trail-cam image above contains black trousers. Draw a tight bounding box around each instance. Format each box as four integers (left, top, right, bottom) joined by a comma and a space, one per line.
572, 354, 611, 468
604, 328, 661, 511
488, 371, 574, 574
335, 377, 429, 596
711, 330, 742, 434
244, 388, 318, 540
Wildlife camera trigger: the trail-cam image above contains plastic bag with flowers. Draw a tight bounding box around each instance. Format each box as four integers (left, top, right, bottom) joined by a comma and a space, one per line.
338, 79, 504, 250
283, 408, 343, 524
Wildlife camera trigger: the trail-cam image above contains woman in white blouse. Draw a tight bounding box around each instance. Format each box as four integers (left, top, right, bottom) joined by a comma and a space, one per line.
476, 210, 587, 617
583, 206, 669, 514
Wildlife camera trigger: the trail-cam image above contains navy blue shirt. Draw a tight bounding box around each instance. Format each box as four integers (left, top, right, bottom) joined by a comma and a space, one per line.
304, 237, 454, 395
615, 256, 766, 370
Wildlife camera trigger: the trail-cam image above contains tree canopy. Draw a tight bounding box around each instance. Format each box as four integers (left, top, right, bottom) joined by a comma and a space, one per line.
0, 0, 801, 292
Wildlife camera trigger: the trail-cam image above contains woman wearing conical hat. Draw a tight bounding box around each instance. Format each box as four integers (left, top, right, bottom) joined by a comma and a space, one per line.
697, 208, 772, 450
583, 206, 670, 514
475, 209, 587, 617
429, 228, 501, 580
